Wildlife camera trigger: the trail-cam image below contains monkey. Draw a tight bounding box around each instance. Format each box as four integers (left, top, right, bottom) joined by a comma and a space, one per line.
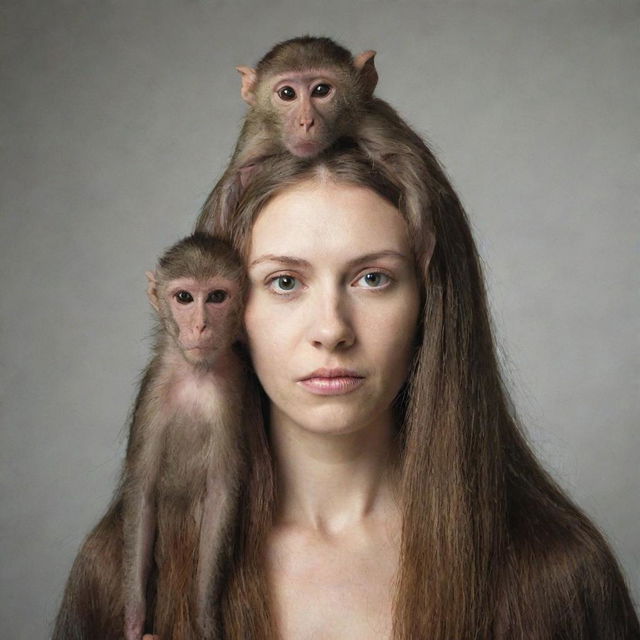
196, 35, 436, 253
53, 232, 253, 640
122, 232, 248, 640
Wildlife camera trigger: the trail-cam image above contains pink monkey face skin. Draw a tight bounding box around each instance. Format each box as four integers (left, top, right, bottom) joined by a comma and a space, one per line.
163, 276, 239, 365
268, 71, 343, 157
244, 178, 421, 438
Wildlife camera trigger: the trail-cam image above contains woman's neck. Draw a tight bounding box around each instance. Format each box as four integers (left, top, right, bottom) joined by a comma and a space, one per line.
269, 407, 401, 535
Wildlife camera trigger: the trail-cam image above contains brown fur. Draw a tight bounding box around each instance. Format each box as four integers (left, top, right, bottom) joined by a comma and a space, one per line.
52, 233, 254, 639
52, 499, 128, 640
196, 37, 379, 237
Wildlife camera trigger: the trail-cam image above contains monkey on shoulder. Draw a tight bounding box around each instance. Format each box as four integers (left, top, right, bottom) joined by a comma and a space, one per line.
122, 232, 247, 640
52, 233, 249, 640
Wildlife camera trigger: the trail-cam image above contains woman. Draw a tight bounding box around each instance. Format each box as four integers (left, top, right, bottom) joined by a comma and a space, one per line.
188, 144, 638, 638
62, 140, 637, 639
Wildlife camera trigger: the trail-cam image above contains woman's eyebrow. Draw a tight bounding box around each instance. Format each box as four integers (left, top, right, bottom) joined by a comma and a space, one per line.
345, 250, 409, 268
248, 255, 311, 269
249, 250, 409, 270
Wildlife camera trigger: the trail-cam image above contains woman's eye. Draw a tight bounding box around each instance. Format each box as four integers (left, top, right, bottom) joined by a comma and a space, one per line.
312, 83, 331, 97
175, 290, 193, 304
269, 275, 298, 293
356, 272, 390, 288
207, 290, 227, 303
277, 86, 296, 101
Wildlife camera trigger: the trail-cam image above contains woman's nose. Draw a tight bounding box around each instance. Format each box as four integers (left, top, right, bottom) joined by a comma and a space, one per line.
306, 290, 355, 351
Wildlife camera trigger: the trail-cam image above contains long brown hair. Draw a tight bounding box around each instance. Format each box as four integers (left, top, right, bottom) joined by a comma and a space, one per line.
210, 144, 639, 639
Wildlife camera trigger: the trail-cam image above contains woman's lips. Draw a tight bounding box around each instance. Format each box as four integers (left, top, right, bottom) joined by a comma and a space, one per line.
298, 369, 365, 396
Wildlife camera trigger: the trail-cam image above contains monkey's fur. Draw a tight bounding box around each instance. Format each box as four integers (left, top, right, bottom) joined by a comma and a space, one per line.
53, 233, 253, 640
196, 36, 435, 257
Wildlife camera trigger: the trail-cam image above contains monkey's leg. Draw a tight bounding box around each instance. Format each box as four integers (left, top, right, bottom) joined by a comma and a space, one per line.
196, 473, 232, 638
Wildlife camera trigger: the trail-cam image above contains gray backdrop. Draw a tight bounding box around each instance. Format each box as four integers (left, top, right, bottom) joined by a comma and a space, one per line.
1, 1, 638, 637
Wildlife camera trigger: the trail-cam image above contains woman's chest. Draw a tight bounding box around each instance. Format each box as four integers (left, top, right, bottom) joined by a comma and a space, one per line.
266, 524, 399, 640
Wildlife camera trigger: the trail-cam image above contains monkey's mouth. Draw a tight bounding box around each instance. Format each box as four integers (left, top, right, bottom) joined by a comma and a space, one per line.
289, 141, 322, 157
184, 343, 217, 354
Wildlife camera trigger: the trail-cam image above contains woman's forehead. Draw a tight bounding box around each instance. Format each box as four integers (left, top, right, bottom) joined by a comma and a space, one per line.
247, 179, 412, 261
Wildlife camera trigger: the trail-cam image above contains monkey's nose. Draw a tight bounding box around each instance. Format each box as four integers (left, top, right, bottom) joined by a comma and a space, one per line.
193, 319, 208, 334
299, 118, 314, 132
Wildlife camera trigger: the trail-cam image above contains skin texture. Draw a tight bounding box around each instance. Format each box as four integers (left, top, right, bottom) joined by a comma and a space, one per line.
244, 178, 423, 639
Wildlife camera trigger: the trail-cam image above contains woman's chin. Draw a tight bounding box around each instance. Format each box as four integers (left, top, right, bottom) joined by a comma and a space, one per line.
273, 403, 391, 439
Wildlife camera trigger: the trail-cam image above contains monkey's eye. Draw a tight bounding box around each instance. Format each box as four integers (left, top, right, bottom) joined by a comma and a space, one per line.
207, 290, 228, 303
175, 290, 193, 304
277, 86, 296, 101
312, 83, 331, 97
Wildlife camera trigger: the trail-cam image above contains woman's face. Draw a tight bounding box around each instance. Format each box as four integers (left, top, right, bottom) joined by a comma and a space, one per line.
244, 178, 421, 437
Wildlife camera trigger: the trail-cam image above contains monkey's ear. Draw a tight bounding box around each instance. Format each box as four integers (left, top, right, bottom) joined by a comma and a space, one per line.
236, 66, 258, 106
145, 271, 160, 312
353, 50, 378, 96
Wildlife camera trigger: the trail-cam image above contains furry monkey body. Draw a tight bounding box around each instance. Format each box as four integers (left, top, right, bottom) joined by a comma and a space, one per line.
123, 326, 244, 640
196, 36, 435, 250
122, 233, 247, 640
53, 233, 249, 640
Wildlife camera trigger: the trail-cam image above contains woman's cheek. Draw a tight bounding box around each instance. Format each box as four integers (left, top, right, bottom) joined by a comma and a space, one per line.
244, 291, 286, 377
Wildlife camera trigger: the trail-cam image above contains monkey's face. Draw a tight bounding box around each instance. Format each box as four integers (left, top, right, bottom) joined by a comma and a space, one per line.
161, 277, 240, 366
262, 70, 355, 158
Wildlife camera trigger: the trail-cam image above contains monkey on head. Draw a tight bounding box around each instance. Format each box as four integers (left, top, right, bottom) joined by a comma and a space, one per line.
53, 233, 251, 640
197, 36, 435, 240
234, 36, 376, 159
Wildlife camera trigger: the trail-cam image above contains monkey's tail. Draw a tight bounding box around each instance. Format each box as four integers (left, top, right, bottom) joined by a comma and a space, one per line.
153, 507, 200, 640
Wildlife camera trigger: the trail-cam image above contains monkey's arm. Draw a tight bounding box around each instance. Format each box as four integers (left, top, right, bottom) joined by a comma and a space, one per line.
196, 123, 281, 235
196, 472, 233, 637
123, 489, 156, 639
196, 376, 249, 637
122, 408, 165, 640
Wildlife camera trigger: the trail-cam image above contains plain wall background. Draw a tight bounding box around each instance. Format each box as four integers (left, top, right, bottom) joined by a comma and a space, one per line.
1, 1, 638, 636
